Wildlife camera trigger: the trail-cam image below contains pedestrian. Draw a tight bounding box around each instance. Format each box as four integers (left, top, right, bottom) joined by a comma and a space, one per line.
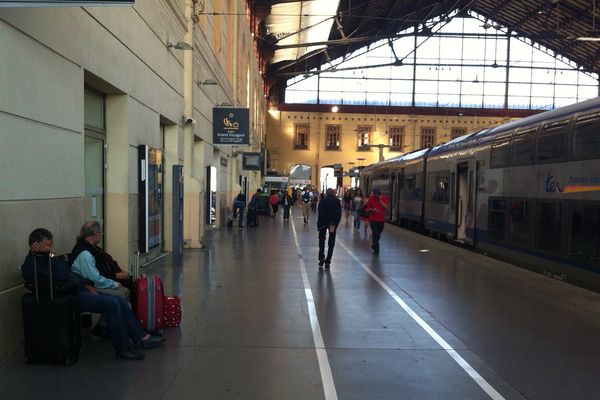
233, 189, 246, 229
270, 190, 280, 217
301, 187, 311, 224
352, 188, 364, 232
342, 189, 353, 224
280, 190, 292, 221
317, 188, 342, 269
247, 188, 262, 227
364, 188, 389, 255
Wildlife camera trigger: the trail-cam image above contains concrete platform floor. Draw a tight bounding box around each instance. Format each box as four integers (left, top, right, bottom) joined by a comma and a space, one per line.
2, 209, 600, 399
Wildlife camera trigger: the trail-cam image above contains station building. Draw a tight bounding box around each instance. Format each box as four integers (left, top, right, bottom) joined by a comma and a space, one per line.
2, 2, 600, 398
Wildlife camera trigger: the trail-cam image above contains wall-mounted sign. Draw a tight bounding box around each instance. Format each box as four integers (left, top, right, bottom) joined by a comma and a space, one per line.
0, 0, 133, 6
242, 152, 262, 171
220, 157, 228, 167
213, 107, 250, 145
333, 164, 343, 177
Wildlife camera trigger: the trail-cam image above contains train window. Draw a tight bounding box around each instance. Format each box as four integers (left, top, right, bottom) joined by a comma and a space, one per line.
399, 168, 405, 190
535, 202, 562, 253
414, 173, 424, 201
402, 174, 416, 200
507, 200, 530, 246
569, 203, 600, 265
490, 132, 512, 168
428, 171, 450, 203
488, 198, 506, 240
537, 119, 569, 163
573, 112, 600, 160
511, 127, 537, 166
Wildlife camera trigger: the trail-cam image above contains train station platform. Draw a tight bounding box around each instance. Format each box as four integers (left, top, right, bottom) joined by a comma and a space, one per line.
2, 209, 600, 400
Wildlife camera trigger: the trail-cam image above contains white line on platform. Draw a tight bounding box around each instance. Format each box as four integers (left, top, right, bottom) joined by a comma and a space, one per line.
338, 240, 505, 400
291, 215, 338, 400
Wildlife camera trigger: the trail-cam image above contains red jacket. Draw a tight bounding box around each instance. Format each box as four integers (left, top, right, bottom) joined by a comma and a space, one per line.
365, 194, 389, 222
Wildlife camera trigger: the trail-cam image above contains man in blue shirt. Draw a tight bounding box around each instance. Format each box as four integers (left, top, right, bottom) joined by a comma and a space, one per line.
70, 221, 127, 294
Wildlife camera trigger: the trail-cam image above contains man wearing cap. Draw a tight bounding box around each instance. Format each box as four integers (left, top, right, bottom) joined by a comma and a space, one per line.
364, 188, 389, 255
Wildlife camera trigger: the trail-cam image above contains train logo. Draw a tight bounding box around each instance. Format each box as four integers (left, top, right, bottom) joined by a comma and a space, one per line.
545, 173, 600, 193
545, 174, 563, 193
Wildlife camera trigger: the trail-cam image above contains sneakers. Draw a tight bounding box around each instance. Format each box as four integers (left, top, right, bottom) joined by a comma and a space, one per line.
116, 348, 145, 361
140, 335, 166, 349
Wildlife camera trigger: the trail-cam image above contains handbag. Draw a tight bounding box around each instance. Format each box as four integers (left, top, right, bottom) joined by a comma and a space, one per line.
359, 205, 371, 218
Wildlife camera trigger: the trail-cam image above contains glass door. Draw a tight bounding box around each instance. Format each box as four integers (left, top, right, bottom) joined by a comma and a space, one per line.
84, 134, 105, 241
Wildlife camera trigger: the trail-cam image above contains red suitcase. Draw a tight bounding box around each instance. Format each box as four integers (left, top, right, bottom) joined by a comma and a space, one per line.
134, 274, 164, 331
163, 296, 182, 327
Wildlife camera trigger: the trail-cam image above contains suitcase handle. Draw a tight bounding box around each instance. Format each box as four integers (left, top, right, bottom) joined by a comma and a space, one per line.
32, 254, 54, 302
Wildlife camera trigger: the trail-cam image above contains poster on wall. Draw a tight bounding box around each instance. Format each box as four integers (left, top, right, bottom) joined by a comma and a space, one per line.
213, 107, 250, 145
138, 145, 163, 253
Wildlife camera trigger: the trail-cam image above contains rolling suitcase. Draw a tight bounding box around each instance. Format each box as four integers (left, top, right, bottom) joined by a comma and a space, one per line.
134, 274, 164, 332
247, 208, 258, 227
22, 255, 81, 366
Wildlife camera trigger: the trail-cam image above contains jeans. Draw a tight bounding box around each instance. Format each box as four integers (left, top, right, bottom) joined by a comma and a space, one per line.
283, 205, 290, 220
352, 210, 361, 230
79, 291, 146, 352
234, 201, 245, 227
370, 221, 385, 252
318, 227, 337, 263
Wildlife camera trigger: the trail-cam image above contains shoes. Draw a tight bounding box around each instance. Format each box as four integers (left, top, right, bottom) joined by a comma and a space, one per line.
116, 348, 145, 361
318, 260, 324, 267
303, 217, 307, 224
149, 330, 166, 339
92, 325, 109, 339
324, 262, 331, 269
371, 246, 379, 255
140, 335, 165, 349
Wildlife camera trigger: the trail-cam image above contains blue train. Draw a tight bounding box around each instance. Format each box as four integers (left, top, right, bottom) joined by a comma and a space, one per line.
360, 97, 600, 291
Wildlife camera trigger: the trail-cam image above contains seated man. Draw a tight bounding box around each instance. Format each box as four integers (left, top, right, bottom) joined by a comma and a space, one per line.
22, 228, 164, 361
69, 221, 130, 299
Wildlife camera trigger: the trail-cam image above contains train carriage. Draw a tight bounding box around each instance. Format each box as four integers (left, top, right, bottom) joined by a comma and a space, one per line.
360, 97, 600, 291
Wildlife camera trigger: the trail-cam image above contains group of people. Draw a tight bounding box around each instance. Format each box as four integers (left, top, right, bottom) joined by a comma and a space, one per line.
21, 221, 165, 361
317, 187, 389, 269
232, 186, 319, 228
231, 185, 388, 269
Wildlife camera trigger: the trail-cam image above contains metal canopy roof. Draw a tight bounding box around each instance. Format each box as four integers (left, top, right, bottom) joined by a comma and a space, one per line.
255, 0, 600, 91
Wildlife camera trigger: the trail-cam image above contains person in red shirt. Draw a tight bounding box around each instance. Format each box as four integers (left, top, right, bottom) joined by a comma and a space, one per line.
364, 188, 389, 254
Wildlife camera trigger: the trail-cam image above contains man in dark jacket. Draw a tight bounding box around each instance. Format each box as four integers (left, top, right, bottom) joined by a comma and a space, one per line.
317, 188, 342, 269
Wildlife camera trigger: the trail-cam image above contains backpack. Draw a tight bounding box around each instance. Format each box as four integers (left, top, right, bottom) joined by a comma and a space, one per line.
302, 192, 311, 203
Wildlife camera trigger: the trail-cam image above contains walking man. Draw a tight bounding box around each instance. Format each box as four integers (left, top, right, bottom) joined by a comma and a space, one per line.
317, 188, 342, 269
364, 188, 389, 255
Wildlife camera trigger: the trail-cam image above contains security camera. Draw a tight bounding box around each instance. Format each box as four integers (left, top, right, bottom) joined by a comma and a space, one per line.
184, 117, 196, 126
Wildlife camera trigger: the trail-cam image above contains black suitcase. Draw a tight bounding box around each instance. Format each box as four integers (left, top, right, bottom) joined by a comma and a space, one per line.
247, 208, 258, 227
22, 254, 81, 366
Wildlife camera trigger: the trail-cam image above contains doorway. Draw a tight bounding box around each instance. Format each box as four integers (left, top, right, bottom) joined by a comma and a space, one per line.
455, 162, 469, 242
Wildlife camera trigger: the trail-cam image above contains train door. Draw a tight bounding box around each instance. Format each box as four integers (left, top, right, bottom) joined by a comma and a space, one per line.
455, 160, 476, 244
389, 173, 397, 222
